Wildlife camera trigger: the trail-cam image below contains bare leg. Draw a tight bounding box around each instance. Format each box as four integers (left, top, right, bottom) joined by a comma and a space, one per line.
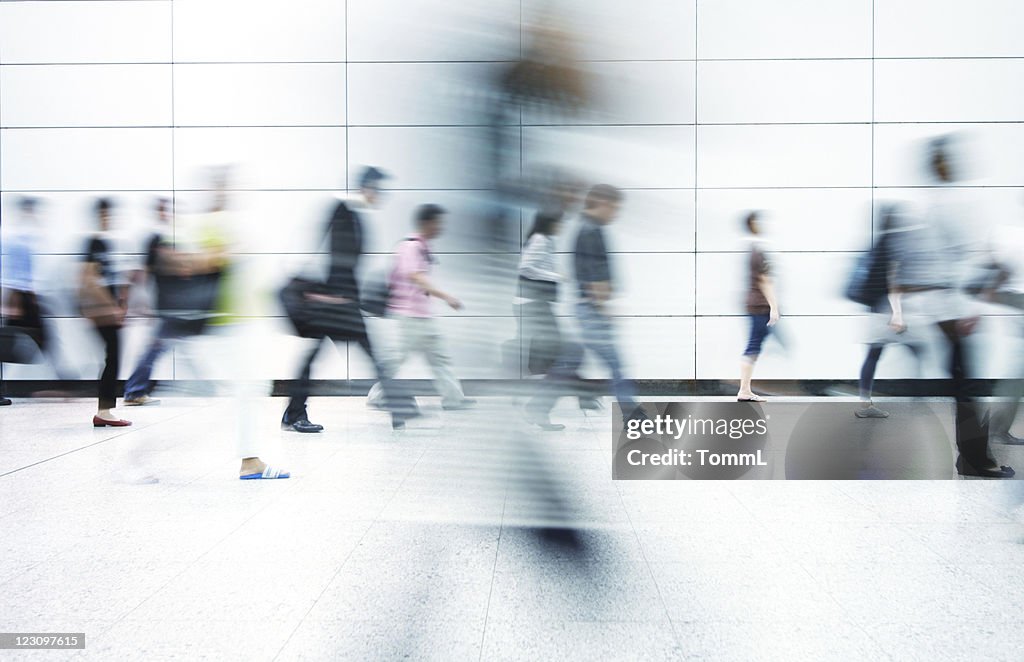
738, 355, 757, 398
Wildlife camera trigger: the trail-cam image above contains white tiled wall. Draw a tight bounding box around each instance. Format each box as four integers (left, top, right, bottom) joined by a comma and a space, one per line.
2, 0, 1023, 384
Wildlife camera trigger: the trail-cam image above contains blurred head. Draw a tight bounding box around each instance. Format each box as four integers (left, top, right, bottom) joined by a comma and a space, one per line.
743, 211, 761, 236
209, 166, 232, 211
415, 203, 446, 240
554, 175, 584, 213
154, 197, 172, 224
584, 184, 623, 224
928, 136, 956, 183
17, 196, 39, 221
94, 197, 114, 232
877, 203, 901, 233
358, 166, 388, 208
527, 212, 562, 238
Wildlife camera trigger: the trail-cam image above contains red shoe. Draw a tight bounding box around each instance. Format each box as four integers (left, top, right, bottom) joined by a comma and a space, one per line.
93, 415, 132, 427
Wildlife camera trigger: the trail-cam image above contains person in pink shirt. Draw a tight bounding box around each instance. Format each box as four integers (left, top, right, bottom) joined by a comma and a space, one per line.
367, 204, 475, 411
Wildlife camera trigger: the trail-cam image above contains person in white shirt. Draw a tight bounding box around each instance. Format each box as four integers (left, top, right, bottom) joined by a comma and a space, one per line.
892, 137, 1013, 477
984, 200, 1024, 446
518, 211, 598, 430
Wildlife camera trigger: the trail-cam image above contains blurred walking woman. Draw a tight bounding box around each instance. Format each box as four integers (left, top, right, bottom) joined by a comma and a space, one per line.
519, 211, 596, 429
737, 211, 779, 402
80, 198, 131, 427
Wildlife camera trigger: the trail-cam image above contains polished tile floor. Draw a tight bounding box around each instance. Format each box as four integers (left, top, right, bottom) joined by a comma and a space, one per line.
0, 395, 1022, 661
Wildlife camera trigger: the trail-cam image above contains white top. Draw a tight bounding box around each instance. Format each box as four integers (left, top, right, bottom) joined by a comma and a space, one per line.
991, 223, 1024, 294
518, 233, 561, 282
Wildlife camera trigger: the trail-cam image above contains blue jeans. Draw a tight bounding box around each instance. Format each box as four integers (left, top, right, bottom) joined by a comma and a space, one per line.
743, 314, 771, 357
125, 319, 181, 399
576, 301, 636, 412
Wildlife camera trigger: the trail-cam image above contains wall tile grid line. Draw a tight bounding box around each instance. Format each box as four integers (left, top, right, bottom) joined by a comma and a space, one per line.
1, 0, 1023, 381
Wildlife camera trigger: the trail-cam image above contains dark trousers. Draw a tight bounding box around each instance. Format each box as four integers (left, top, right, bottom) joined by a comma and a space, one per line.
125, 319, 191, 400
989, 291, 1024, 435
285, 334, 414, 420
858, 342, 923, 400
9, 290, 48, 352
522, 299, 585, 416
94, 324, 120, 410
937, 320, 995, 465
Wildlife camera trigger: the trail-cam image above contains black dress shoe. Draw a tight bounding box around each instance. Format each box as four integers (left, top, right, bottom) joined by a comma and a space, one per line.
282, 418, 323, 433
956, 456, 1015, 478
0, 397, 11, 406
578, 397, 601, 411
993, 432, 1024, 446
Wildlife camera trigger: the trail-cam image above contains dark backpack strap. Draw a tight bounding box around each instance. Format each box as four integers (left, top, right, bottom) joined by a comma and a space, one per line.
405, 235, 435, 264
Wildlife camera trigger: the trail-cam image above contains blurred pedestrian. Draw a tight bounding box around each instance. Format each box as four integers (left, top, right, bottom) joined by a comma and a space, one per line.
2, 197, 77, 385
124, 197, 222, 405
80, 198, 131, 427
737, 211, 779, 402
980, 197, 1024, 446
195, 168, 289, 480
889, 137, 1013, 477
366, 204, 475, 412
282, 166, 417, 432
573, 184, 643, 422
849, 204, 925, 418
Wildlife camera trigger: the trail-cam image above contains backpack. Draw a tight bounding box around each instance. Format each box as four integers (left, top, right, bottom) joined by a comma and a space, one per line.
359, 237, 431, 317
845, 234, 889, 308
359, 267, 391, 317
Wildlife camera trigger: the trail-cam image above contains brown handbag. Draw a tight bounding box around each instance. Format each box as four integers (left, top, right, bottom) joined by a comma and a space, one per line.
79, 264, 122, 328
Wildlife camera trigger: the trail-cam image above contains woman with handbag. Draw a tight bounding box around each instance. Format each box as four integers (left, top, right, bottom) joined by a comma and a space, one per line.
519, 211, 597, 431
80, 198, 131, 427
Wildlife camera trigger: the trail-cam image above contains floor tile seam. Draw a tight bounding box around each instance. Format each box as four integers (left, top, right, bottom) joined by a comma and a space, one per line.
0, 402, 221, 480
271, 444, 431, 660
613, 478, 682, 652
475, 448, 516, 659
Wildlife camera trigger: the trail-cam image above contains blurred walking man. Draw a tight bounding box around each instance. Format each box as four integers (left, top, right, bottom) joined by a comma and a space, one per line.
367, 204, 475, 411
573, 185, 643, 423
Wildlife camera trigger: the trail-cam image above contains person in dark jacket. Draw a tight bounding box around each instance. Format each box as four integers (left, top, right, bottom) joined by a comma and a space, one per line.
124, 197, 224, 405
573, 184, 645, 423
282, 167, 416, 431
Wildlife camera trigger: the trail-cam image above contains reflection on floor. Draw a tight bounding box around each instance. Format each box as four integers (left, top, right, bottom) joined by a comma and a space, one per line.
0, 396, 1022, 661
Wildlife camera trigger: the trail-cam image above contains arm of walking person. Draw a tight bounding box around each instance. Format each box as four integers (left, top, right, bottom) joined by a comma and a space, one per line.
187, 244, 229, 276
410, 272, 462, 310
2, 288, 22, 318
887, 259, 906, 332
306, 292, 352, 304
585, 280, 612, 311
759, 275, 779, 326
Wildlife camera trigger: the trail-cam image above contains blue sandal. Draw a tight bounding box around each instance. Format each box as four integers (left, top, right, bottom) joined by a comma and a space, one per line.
240, 466, 291, 480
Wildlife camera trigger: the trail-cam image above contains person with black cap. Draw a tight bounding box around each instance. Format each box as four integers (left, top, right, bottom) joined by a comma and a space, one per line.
282, 166, 417, 431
